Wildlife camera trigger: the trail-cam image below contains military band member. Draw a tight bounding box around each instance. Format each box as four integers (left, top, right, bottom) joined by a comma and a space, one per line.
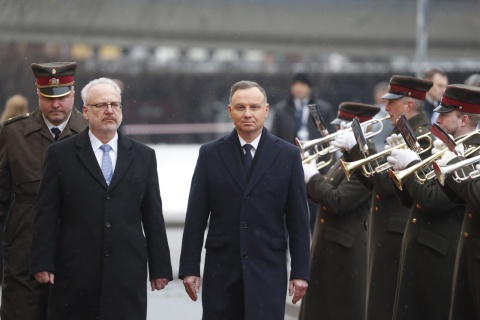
332, 75, 433, 320
385, 84, 480, 320
299, 102, 379, 320
0, 62, 87, 320
432, 85, 480, 319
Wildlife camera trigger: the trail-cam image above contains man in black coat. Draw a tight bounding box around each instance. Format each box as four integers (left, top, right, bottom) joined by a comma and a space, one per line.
30, 77, 172, 320
271, 73, 335, 233
179, 80, 310, 320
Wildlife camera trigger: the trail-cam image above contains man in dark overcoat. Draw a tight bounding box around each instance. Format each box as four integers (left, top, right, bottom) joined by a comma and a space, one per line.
298, 102, 379, 320
29, 77, 172, 320
0, 62, 87, 320
385, 84, 480, 320
332, 75, 433, 320
179, 80, 310, 320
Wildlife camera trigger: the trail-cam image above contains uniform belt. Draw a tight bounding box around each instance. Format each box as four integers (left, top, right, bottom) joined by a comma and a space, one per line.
14, 194, 37, 204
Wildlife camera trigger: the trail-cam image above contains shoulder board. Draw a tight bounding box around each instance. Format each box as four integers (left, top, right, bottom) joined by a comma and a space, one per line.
3, 113, 30, 126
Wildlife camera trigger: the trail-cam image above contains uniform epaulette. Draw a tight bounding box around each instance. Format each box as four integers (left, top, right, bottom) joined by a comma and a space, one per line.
2, 113, 30, 126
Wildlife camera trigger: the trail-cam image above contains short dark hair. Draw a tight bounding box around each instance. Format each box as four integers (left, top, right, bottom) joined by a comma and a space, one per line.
423, 68, 447, 80
229, 80, 267, 104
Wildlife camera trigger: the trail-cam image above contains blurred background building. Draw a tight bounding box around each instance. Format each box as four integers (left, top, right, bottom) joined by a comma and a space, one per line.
1, 0, 480, 143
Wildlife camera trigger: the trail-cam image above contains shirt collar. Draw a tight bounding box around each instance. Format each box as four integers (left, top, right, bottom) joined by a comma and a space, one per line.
89, 130, 119, 154
238, 133, 261, 150
42, 112, 72, 132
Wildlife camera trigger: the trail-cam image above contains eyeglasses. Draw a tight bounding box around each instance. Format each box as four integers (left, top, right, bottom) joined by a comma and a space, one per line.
87, 102, 122, 111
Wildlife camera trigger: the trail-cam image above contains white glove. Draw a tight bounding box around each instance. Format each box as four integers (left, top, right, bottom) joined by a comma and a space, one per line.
435, 150, 457, 166
455, 143, 465, 156
340, 121, 352, 130
386, 148, 420, 171
384, 133, 405, 150
303, 161, 319, 184
432, 139, 446, 155
331, 131, 357, 152
476, 163, 480, 171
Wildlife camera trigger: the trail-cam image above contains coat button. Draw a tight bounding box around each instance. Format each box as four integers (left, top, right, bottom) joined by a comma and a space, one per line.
242, 222, 248, 229
106, 194, 111, 200
320, 219, 325, 224
464, 232, 469, 238
375, 207, 379, 212
105, 250, 110, 256
242, 253, 248, 259
412, 218, 417, 224
322, 206, 327, 211
375, 194, 380, 200
468, 213, 473, 219
416, 203, 421, 209
105, 222, 111, 228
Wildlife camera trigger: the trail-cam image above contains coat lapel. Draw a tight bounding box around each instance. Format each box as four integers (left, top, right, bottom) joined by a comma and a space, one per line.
245, 130, 280, 193
219, 130, 247, 191
108, 132, 133, 190
75, 129, 109, 188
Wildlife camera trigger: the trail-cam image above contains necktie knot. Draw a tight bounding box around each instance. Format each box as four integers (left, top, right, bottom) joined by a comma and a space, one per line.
243, 144, 253, 173
100, 144, 113, 184
51, 127, 61, 142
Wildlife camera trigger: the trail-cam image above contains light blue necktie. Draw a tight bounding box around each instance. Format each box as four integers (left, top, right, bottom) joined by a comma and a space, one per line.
100, 144, 113, 185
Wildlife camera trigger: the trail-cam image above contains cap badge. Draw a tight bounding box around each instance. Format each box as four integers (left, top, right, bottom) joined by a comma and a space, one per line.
49, 78, 60, 85
52, 68, 56, 75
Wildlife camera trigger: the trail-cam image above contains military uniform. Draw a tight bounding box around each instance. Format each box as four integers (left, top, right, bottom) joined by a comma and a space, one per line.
431, 84, 480, 320
299, 102, 378, 320
348, 75, 433, 320
0, 62, 87, 320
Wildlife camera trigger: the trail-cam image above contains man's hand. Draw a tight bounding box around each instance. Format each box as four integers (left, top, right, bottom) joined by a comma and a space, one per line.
289, 279, 308, 304
151, 278, 169, 291
34, 271, 54, 284
386, 149, 420, 171
183, 275, 201, 301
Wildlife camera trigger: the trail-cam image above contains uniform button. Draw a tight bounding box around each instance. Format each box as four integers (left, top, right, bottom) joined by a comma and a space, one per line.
320, 218, 325, 224
464, 232, 469, 238
105, 250, 110, 256
468, 214, 473, 219
242, 253, 248, 259
375, 194, 380, 200
105, 222, 111, 228
412, 218, 417, 224
322, 206, 327, 211
375, 207, 379, 212
243, 195, 249, 200
242, 222, 248, 229
416, 203, 421, 209
106, 194, 111, 200
330, 177, 334, 181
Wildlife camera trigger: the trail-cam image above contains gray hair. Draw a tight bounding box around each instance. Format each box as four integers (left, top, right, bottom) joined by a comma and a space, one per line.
81, 78, 122, 105
229, 80, 267, 104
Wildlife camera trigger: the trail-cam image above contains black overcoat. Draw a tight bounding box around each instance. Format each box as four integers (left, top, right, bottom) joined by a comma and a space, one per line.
179, 128, 310, 320
30, 129, 173, 320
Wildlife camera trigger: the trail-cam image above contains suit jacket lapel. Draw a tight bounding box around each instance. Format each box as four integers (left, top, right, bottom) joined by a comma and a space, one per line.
108, 132, 133, 190
75, 129, 108, 188
246, 130, 280, 193
219, 130, 247, 191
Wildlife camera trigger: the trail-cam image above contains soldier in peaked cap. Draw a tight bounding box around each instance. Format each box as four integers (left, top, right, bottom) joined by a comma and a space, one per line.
0, 62, 87, 320
330, 75, 433, 320
299, 102, 379, 320
430, 84, 480, 319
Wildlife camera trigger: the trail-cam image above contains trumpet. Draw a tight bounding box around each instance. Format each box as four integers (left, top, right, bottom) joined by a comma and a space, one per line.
433, 154, 480, 186
297, 115, 390, 154
388, 131, 480, 190
340, 132, 433, 180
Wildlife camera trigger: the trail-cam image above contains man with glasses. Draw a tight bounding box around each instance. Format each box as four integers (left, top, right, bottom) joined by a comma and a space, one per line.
30, 78, 173, 320
0, 62, 87, 320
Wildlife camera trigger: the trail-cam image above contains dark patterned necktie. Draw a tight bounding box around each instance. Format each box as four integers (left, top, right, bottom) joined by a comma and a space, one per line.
51, 127, 61, 142
243, 144, 253, 172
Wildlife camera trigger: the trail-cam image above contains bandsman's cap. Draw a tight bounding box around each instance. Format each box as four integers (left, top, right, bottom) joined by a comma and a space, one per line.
382, 75, 433, 100
434, 84, 480, 114
331, 102, 380, 125
31, 62, 77, 98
